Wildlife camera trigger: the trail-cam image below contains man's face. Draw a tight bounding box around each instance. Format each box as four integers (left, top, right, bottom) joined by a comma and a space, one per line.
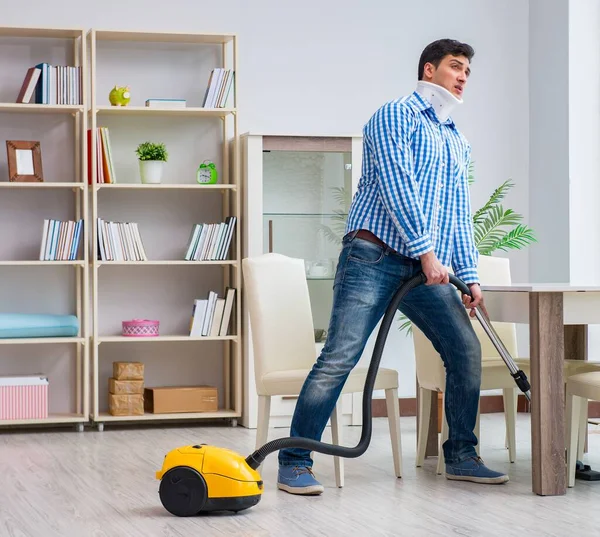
423, 54, 470, 99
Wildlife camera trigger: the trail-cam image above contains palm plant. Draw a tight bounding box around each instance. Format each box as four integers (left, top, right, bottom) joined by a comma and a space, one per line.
318, 186, 349, 246
398, 162, 536, 334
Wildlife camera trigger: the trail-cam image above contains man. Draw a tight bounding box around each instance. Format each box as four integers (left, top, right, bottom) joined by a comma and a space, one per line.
277, 38, 509, 495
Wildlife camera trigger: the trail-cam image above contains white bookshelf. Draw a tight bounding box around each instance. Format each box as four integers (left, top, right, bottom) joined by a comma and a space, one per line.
87, 29, 241, 430
0, 26, 90, 430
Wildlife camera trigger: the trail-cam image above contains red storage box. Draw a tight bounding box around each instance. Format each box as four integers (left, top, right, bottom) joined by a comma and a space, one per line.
0, 375, 48, 420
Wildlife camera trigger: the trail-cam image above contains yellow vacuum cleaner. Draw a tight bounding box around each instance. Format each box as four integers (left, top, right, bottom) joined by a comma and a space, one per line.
156, 273, 532, 516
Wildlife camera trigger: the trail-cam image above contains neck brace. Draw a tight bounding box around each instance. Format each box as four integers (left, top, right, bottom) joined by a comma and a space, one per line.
416, 80, 462, 123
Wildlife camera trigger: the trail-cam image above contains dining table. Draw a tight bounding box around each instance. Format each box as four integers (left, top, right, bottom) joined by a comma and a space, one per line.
478, 282, 600, 496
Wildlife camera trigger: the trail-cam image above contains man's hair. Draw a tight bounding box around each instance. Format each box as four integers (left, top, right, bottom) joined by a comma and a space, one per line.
418, 39, 475, 79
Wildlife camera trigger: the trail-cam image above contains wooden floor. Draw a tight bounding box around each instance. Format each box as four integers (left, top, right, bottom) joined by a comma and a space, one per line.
0, 413, 598, 537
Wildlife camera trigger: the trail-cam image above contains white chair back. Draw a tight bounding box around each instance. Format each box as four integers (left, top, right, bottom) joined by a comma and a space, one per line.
242, 253, 318, 394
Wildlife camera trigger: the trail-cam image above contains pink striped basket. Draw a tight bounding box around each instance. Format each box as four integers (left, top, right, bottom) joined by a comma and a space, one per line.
122, 319, 160, 337
0, 376, 48, 420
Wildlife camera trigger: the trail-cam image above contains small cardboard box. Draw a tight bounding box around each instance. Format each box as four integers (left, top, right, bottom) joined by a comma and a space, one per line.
108, 393, 144, 416
108, 377, 144, 395
144, 386, 218, 414
112, 361, 144, 380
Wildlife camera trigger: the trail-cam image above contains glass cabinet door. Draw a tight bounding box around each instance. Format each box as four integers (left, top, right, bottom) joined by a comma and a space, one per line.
262, 146, 353, 340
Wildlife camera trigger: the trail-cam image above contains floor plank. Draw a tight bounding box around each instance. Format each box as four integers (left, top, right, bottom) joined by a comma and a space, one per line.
0, 414, 598, 537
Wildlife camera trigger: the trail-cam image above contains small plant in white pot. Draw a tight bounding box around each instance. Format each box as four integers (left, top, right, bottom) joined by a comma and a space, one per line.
135, 141, 168, 184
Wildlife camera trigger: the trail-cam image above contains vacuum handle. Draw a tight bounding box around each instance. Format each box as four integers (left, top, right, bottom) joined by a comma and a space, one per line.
448, 273, 472, 297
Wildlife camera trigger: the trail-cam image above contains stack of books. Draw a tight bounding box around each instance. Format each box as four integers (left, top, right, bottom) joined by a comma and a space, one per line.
39, 219, 83, 261
202, 68, 234, 108
189, 288, 236, 337
87, 127, 116, 184
184, 216, 236, 261
16, 63, 83, 105
97, 218, 147, 261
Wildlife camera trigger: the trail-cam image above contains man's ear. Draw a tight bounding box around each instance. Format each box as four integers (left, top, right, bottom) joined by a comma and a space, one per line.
422, 62, 435, 80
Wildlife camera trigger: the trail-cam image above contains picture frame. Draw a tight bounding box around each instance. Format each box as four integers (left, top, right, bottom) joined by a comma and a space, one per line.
6, 140, 43, 182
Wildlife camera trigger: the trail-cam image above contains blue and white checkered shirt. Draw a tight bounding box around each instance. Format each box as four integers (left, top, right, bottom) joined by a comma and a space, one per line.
346, 91, 479, 284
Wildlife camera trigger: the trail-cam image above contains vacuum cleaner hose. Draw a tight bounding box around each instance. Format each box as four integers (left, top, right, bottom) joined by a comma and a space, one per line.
245, 270, 474, 470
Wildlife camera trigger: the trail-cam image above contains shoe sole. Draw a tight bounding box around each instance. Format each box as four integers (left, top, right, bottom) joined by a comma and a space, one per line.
445, 473, 509, 484
277, 483, 324, 495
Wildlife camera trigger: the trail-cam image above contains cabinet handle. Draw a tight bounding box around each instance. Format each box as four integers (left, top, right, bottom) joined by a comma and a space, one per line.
268, 219, 273, 253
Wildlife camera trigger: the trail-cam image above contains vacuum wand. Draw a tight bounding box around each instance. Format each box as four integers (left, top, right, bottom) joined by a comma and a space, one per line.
447, 274, 531, 403
472, 307, 531, 402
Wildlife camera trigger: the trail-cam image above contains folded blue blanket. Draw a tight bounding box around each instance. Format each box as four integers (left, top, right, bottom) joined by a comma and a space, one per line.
0, 313, 80, 338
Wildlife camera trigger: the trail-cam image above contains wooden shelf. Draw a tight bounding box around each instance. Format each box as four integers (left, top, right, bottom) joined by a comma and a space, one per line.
97, 335, 237, 343
0, 413, 86, 427
0, 103, 83, 114
0, 261, 85, 266
93, 29, 234, 45
93, 105, 235, 117
94, 183, 236, 191
96, 260, 236, 266
0, 337, 85, 345
0, 182, 84, 189
87, 28, 241, 429
96, 410, 238, 422
0, 26, 83, 39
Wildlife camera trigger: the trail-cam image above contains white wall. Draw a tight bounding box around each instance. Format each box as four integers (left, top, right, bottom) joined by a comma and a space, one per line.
0, 0, 532, 404
529, 0, 571, 284
568, 0, 600, 286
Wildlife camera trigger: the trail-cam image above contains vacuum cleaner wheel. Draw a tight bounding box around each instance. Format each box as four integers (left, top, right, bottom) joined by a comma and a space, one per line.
159, 466, 208, 516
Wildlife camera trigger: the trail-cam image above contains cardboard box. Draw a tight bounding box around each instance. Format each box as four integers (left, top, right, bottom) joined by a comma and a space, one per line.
112, 361, 144, 380
144, 386, 218, 414
108, 393, 144, 416
108, 377, 144, 395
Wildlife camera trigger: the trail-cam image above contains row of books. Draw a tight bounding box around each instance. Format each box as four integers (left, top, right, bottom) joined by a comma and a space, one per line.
184, 217, 237, 261
17, 63, 83, 105
190, 287, 236, 337
97, 218, 147, 261
202, 68, 234, 108
88, 127, 117, 184
39, 219, 84, 261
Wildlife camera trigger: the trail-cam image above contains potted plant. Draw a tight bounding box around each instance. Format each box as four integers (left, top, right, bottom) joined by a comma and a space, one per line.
135, 141, 168, 184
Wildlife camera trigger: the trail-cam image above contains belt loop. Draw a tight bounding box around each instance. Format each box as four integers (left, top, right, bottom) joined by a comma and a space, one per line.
345, 229, 359, 242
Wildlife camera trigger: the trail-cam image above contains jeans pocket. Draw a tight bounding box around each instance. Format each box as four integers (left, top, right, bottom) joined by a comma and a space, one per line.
348, 238, 384, 264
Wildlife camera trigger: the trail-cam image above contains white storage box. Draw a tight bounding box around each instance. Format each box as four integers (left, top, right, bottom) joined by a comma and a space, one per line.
0, 375, 48, 420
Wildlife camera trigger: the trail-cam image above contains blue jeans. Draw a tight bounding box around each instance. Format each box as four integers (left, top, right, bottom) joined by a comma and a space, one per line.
278, 231, 482, 467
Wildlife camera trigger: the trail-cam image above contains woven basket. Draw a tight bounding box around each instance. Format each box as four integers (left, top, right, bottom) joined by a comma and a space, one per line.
122, 319, 159, 337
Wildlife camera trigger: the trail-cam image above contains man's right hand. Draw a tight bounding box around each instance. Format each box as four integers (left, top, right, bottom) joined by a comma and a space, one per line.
420, 251, 449, 285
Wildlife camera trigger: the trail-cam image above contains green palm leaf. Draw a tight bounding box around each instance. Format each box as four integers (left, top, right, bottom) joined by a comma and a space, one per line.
472, 180, 514, 224
397, 313, 413, 336
467, 161, 475, 186
474, 206, 523, 253
483, 224, 537, 254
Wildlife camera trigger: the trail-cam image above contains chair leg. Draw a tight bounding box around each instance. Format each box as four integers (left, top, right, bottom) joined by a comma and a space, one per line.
474, 400, 481, 457
331, 400, 344, 488
436, 396, 448, 475
385, 387, 402, 478
566, 391, 581, 487
256, 395, 271, 472
503, 388, 517, 463
577, 396, 588, 462
416, 387, 432, 467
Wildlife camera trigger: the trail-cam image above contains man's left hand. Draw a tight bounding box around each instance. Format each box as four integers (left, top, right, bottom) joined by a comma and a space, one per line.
462, 283, 488, 318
